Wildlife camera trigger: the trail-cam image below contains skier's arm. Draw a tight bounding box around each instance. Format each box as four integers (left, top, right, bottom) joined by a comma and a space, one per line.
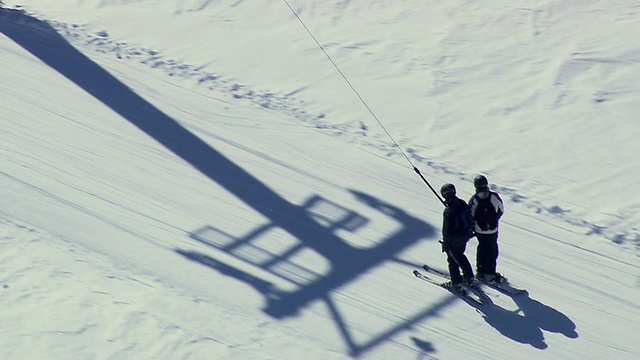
468, 196, 478, 228
491, 193, 504, 219
441, 208, 453, 251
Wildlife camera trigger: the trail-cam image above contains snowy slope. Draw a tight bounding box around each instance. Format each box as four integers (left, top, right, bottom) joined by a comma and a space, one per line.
1, 1, 639, 359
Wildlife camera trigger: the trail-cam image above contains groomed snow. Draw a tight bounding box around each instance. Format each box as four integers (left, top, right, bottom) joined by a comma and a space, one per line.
1, 1, 639, 359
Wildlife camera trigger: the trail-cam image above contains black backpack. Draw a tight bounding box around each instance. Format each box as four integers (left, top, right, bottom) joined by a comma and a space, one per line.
473, 193, 501, 231
447, 198, 474, 242
459, 201, 474, 239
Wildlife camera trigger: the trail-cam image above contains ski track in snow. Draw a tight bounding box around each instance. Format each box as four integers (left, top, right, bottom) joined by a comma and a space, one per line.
2, 4, 640, 359
0, 218, 228, 359
11, 10, 640, 254
0, 216, 356, 359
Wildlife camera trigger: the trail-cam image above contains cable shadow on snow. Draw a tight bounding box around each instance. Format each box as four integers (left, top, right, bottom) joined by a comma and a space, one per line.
0, 9, 446, 357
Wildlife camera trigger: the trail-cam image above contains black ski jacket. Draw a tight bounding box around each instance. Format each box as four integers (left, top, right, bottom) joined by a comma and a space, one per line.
469, 191, 504, 235
442, 196, 473, 249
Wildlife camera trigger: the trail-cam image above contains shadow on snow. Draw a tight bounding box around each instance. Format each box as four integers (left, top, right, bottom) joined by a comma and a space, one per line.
0, 8, 576, 358
478, 290, 578, 349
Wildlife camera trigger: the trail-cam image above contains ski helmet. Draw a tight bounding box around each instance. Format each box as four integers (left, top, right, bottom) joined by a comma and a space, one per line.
440, 183, 456, 199
474, 175, 489, 190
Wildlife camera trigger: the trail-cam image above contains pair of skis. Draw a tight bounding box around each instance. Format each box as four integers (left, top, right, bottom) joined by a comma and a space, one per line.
413, 268, 487, 305
413, 264, 525, 305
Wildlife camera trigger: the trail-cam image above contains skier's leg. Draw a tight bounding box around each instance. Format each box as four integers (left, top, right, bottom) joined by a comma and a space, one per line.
451, 244, 474, 279
475, 234, 489, 276
459, 254, 474, 280
488, 233, 499, 274
446, 252, 463, 284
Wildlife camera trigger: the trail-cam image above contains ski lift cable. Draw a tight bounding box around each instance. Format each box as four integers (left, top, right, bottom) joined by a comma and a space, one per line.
282, 0, 445, 205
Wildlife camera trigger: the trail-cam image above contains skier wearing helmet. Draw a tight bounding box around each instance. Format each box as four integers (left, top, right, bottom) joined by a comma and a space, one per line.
439, 183, 476, 292
469, 175, 505, 284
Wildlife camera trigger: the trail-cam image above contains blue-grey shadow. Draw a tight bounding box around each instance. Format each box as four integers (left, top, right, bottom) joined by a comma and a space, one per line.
415, 264, 578, 349
183, 190, 442, 357
478, 290, 578, 349
0, 9, 443, 357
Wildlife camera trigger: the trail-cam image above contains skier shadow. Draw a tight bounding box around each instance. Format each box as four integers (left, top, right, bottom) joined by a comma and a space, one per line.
475, 290, 578, 349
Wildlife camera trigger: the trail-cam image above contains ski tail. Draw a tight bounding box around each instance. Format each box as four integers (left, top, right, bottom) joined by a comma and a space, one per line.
480, 278, 526, 296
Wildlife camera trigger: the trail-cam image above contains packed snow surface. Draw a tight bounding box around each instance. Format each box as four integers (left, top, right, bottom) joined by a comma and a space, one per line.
1, 1, 639, 359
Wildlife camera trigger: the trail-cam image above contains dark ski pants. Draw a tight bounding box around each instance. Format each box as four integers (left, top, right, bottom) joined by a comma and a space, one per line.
446, 244, 474, 284
476, 232, 499, 276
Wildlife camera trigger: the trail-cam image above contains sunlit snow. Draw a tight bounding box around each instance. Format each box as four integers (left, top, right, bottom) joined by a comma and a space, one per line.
1, 1, 639, 359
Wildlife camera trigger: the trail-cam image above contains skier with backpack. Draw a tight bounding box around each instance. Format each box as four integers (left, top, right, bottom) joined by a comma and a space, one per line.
469, 175, 505, 284
439, 183, 476, 292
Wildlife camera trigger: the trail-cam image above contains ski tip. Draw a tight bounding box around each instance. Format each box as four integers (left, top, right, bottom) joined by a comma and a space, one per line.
412, 270, 420, 277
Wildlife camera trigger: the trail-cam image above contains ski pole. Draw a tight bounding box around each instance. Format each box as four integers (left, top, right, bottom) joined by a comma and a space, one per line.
414, 167, 445, 206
